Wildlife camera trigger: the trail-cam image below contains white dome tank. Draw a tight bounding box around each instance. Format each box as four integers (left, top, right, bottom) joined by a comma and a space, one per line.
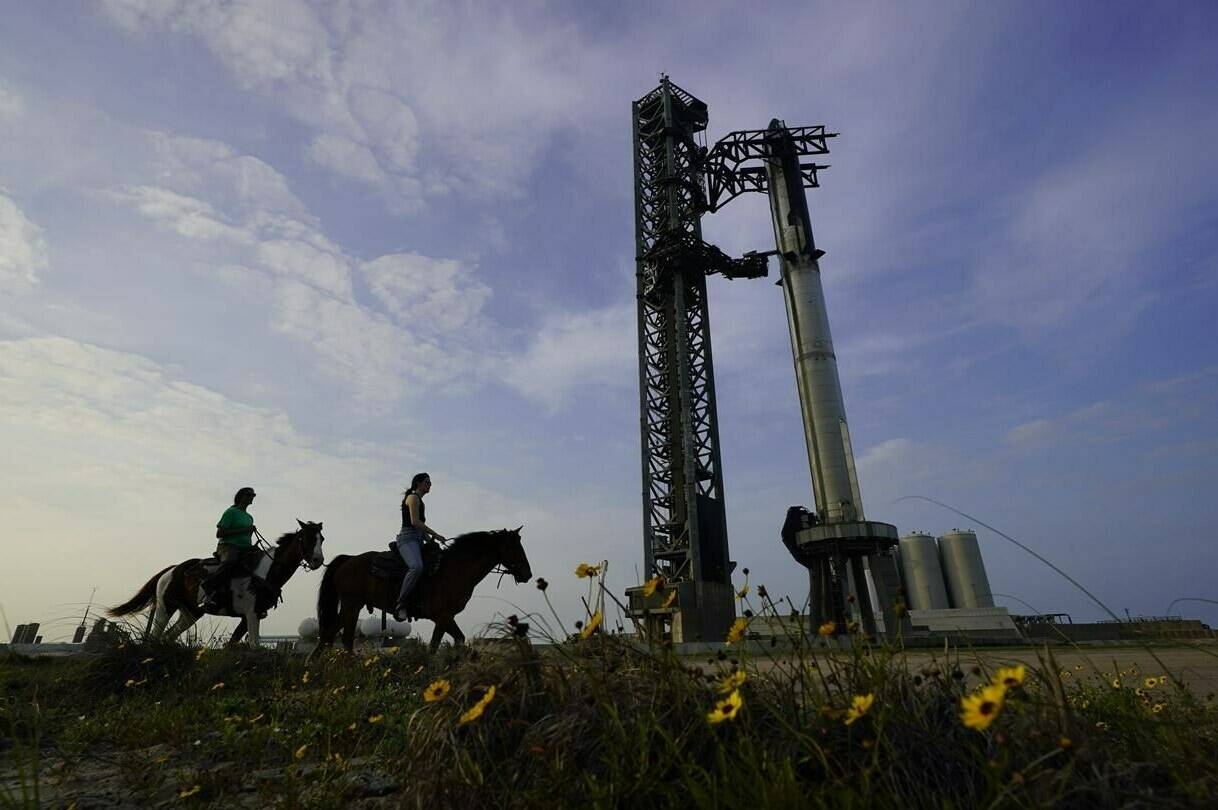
937, 530, 994, 608
358, 615, 412, 638
298, 617, 320, 640
898, 532, 950, 610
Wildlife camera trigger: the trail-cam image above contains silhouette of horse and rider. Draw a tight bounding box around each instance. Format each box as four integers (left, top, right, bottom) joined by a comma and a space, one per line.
109, 474, 532, 652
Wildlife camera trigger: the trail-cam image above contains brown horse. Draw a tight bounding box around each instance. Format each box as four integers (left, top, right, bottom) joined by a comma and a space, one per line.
108, 521, 325, 647
315, 527, 531, 653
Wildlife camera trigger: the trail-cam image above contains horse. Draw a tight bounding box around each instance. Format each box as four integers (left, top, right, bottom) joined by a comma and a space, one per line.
315, 527, 531, 653
108, 520, 325, 648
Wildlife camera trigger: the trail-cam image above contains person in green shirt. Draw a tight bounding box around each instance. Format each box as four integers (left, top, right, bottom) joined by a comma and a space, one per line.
203, 487, 258, 612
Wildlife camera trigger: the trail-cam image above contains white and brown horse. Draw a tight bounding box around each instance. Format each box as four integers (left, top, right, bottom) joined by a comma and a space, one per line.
109, 520, 325, 647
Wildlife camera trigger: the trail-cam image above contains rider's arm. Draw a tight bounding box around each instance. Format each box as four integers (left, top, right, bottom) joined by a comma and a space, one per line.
407, 495, 446, 542
216, 525, 255, 539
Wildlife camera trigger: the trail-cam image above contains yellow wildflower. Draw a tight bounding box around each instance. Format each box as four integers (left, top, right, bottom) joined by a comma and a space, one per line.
1111, 678, 1121, 689
661, 590, 677, 608
1152, 703, 1165, 714
294, 744, 308, 760
1158, 675, 1168, 686
125, 679, 138, 688
960, 684, 1006, 731
459, 685, 497, 725
642, 576, 663, 597
844, 693, 875, 726
993, 665, 1025, 688
707, 689, 743, 724
347, 722, 357, 731
179, 785, 202, 799
736, 584, 750, 599
368, 715, 384, 724
1058, 736, 1072, 749
575, 562, 601, 579
424, 679, 452, 702
302, 671, 310, 684
717, 670, 746, 694
818, 621, 836, 637
580, 610, 603, 639
725, 617, 748, 645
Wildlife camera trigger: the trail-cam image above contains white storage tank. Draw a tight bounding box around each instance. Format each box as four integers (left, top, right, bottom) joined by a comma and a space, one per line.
898, 532, 950, 610
937, 530, 994, 608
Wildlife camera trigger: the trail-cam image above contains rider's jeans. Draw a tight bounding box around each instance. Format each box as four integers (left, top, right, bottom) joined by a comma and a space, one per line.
396, 530, 424, 605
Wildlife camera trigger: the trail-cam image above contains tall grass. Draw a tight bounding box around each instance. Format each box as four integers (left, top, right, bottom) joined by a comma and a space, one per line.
2, 585, 1217, 808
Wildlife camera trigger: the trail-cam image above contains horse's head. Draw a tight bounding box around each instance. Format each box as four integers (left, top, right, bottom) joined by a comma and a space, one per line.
294, 518, 326, 570
495, 525, 531, 583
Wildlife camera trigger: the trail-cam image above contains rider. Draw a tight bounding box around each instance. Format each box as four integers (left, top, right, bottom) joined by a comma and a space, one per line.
395, 473, 447, 621
202, 486, 258, 612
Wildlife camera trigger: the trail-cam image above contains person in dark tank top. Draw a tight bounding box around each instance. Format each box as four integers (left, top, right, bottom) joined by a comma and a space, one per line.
395, 472, 448, 621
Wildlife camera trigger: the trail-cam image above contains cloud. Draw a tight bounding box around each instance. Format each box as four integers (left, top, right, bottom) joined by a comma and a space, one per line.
0, 192, 48, 290
502, 302, 635, 410
0, 81, 22, 119
363, 253, 490, 335
98, 0, 592, 207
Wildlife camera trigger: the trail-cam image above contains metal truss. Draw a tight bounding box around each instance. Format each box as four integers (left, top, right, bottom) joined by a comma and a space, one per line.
700, 124, 836, 212
632, 78, 730, 587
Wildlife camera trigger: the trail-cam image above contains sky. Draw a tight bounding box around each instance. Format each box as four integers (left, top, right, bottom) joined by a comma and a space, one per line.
2, 1, 1217, 643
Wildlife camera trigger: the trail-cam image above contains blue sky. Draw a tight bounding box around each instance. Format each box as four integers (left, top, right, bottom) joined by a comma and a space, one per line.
2, 1, 1216, 641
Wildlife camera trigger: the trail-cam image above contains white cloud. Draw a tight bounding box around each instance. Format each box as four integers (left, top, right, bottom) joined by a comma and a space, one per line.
363, 253, 490, 335
0, 192, 48, 289
0, 81, 22, 119
502, 303, 635, 410
98, 1, 593, 207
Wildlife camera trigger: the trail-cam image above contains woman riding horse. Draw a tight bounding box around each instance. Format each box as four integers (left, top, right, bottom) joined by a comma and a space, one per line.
109, 519, 325, 647
395, 473, 448, 621
315, 526, 531, 653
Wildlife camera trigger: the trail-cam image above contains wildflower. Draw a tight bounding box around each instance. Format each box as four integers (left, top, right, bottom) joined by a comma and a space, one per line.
294, 744, 308, 760
1095, 721, 1109, 731
717, 670, 746, 694
125, 679, 138, 688
844, 694, 875, 726
459, 685, 497, 724
757, 585, 768, 600
363, 656, 377, 668
1111, 678, 1121, 689
960, 684, 1007, 731
707, 689, 743, 724
368, 715, 384, 724
1060, 670, 1071, 678
661, 590, 677, 608
179, 785, 202, 799
642, 576, 664, 597
210, 682, 225, 691
818, 621, 836, 637
575, 562, 601, 579
736, 584, 750, 599
302, 671, 310, 684
195, 648, 207, 660
1152, 703, 1165, 714
993, 665, 1025, 688
1058, 736, 1072, 749
140, 657, 154, 664
580, 611, 604, 639
347, 722, 357, 731
535, 577, 549, 591
425, 678, 452, 702
1158, 675, 1168, 686
331, 686, 345, 696
725, 618, 748, 645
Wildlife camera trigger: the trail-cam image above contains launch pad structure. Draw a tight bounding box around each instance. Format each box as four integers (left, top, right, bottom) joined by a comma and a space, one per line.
625, 77, 906, 642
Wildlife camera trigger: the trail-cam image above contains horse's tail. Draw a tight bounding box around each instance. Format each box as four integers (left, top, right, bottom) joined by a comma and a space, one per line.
317, 555, 350, 637
108, 565, 174, 617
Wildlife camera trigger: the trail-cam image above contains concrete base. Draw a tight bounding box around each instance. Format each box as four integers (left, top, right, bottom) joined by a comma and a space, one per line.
908, 607, 1021, 639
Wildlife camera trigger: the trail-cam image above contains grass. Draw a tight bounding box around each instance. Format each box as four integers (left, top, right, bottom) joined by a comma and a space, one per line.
3, 591, 1218, 808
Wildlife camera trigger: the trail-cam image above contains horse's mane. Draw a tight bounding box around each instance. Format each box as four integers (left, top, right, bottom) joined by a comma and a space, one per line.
442, 529, 512, 561
275, 522, 319, 546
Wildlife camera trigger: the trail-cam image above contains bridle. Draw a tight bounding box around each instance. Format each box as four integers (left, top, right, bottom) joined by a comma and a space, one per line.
256, 526, 323, 577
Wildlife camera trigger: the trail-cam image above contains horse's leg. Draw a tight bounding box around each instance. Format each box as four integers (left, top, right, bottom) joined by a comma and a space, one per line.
150, 570, 176, 637
445, 619, 466, 647
428, 622, 445, 653
339, 598, 360, 652
227, 619, 248, 647
164, 605, 200, 641
245, 608, 261, 649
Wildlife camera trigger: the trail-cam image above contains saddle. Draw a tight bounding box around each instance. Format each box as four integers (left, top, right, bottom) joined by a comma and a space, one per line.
368, 538, 443, 582
366, 539, 442, 621
198, 549, 278, 618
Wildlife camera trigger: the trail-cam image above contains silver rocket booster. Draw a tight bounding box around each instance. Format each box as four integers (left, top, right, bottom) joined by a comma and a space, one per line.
764, 120, 865, 525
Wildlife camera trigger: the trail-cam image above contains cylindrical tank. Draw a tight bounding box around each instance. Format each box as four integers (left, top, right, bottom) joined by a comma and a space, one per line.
938, 530, 994, 608
358, 615, 412, 638
898, 532, 950, 610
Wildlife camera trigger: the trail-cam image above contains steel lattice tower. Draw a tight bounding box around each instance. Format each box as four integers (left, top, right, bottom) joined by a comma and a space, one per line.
628, 78, 738, 641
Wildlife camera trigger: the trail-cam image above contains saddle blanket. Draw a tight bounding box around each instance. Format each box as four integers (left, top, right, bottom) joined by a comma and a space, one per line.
200, 552, 275, 618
